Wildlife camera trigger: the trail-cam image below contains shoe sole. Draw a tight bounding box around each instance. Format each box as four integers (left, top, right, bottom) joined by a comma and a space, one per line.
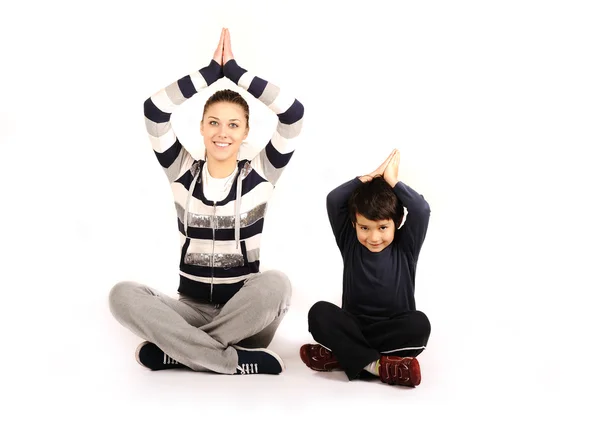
409, 358, 421, 386
232, 345, 286, 373
135, 341, 151, 369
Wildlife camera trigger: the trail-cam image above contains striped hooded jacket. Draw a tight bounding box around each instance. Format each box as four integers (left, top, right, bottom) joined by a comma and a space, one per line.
143, 59, 304, 303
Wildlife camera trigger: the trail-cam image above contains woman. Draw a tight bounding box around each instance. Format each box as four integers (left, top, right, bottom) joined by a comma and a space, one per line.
109, 29, 304, 375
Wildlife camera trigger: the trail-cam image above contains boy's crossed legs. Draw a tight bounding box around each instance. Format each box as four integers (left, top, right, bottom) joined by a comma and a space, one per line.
301, 301, 431, 386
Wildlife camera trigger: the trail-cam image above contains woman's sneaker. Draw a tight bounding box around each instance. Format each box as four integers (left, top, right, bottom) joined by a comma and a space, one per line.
233, 346, 285, 375
135, 341, 186, 371
299, 344, 341, 371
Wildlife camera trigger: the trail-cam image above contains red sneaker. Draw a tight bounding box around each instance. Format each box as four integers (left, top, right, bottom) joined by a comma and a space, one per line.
299, 344, 341, 371
379, 356, 421, 387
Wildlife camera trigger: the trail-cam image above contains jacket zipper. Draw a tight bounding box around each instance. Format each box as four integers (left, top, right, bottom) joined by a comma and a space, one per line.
210, 200, 217, 302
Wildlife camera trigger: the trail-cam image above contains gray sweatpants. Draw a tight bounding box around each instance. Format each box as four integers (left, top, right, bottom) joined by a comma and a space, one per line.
108, 270, 291, 374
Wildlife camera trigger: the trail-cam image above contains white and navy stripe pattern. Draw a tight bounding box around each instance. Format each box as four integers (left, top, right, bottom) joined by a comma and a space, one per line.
144, 60, 304, 303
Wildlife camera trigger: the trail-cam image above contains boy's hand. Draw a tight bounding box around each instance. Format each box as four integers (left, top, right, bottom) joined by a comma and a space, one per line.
359, 149, 396, 183
374, 149, 396, 177
213, 28, 225, 66
383, 149, 400, 187
223, 28, 235, 64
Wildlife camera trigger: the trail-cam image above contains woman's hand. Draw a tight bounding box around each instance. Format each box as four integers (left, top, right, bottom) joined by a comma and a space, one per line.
223, 28, 235, 64
213, 28, 225, 65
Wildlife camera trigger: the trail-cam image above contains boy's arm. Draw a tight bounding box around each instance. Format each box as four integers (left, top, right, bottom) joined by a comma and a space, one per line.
384, 151, 431, 261
326, 178, 363, 252
392, 181, 431, 260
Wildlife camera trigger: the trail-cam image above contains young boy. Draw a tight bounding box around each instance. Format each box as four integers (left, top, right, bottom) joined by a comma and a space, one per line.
300, 149, 431, 387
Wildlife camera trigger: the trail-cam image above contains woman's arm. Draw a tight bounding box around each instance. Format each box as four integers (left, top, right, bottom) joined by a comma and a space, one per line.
143, 30, 226, 183
222, 29, 304, 185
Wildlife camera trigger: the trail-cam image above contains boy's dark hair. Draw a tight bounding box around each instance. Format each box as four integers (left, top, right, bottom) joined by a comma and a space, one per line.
203, 89, 250, 127
348, 176, 404, 227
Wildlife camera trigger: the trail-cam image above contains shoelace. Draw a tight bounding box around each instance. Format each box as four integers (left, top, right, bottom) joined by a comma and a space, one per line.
382, 360, 410, 384
237, 363, 259, 374
310, 345, 333, 362
163, 353, 179, 365
317, 346, 333, 359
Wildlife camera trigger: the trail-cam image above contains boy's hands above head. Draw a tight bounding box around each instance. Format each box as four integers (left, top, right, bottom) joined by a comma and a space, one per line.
383, 149, 400, 187
359, 149, 397, 183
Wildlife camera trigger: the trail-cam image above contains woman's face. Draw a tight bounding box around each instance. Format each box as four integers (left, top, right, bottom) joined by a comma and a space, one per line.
201, 101, 249, 167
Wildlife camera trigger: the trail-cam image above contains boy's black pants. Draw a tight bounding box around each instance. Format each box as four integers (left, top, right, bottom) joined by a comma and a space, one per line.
308, 301, 431, 380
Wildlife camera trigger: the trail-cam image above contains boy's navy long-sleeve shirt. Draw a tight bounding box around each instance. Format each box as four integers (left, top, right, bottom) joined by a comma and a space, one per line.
326, 177, 431, 320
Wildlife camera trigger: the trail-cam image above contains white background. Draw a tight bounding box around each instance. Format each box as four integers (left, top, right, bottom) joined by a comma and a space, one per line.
2, 0, 599, 431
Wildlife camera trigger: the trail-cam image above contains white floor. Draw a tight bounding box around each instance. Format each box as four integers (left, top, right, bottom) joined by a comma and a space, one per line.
3, 2, 600, 431
4, 277, 596, 433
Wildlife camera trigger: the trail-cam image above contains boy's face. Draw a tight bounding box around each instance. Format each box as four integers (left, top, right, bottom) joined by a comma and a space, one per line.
354, 213, 395, 253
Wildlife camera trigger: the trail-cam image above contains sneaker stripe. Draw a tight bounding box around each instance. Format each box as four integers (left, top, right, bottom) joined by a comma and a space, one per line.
236, 362, 261, 375
136, 341, 181, 369
232, 345, 285, 372
163, 353, 178, 365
